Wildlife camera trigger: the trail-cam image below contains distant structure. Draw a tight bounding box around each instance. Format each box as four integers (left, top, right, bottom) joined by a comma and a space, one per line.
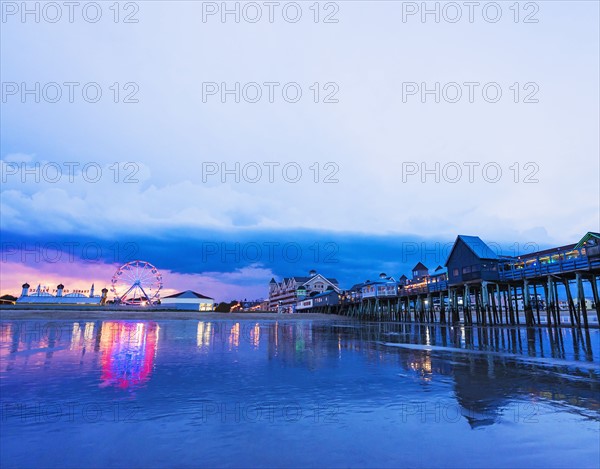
296, 288, 340, 313
230, 300, 267, 312
411, 262, 429, 281
17, 283, 107, 305
268, 270, 340, 311
111, 260, 163, 305
289, 231, 600, 329
161, 290, 214, 311
345, 273, 398, 304
0, 294, 17, 305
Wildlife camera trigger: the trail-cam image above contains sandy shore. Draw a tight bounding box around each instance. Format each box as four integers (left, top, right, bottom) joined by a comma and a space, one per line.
0, 308, 348, 321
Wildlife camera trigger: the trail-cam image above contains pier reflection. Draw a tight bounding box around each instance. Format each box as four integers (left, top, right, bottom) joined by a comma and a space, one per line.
1, 317, 598, 469
1, 319, 598, 428
327, 322, 599, 426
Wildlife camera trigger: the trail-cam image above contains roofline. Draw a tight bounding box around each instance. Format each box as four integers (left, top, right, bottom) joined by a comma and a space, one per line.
163, 290, 214, 300
444, 235, 497, 266
509, 243, 578, 259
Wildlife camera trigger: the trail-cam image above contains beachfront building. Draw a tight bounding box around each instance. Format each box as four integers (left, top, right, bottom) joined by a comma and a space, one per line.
240, 300, 267, 311
296, 288, 340, 312
268, 270, 340, 311
412, 262, 429, 281
295, 232, 599, 328
161, 290, 214, 311
16, 283, 107, 305
361, 273, 398, 299
445, 235, 501, 286
340, 273, 398, 304
577, 232, 600, 257
0, 295, 17, 305
496, 231, 600, 281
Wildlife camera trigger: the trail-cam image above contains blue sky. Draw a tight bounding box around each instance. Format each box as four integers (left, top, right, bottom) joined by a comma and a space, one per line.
1, 1, 599, 300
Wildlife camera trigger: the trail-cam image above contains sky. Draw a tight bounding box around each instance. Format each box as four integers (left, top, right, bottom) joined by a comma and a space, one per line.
1, 1, 599, 301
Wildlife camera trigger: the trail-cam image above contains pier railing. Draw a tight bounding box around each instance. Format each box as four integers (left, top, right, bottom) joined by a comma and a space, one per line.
499, 256, 600, 281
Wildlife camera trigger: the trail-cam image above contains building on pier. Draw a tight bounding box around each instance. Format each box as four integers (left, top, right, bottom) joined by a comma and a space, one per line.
576, 232, 600, 256
296, 288, 340, 312
362, 273, 397, 299
338, 273, 397, 304
428, 265, 448, 289
445, 235, 502, 286
398, 263, 448, 297
497, 232, 600, 281
297, 231, 599, 327
411, 262, 429, 281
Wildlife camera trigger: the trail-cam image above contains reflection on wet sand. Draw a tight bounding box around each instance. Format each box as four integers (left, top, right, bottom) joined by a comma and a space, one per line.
98, 322, 159, 389
1, 321, 160, 390
1, 319, 598, 428
328, 322, 599, 426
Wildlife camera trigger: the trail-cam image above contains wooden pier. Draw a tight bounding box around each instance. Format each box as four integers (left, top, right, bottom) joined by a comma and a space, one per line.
302, 232, 600, 329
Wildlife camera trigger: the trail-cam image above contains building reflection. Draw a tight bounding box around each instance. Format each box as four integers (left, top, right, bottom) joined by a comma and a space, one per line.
99, 322, 159, 389
193, 320, 326, 368
196, 321, 213, 348
1, 320, 160, 390
228, 323, 240, 350
265, 322, 330, 369
1, 319, 598, 427
70, 322, 96, 351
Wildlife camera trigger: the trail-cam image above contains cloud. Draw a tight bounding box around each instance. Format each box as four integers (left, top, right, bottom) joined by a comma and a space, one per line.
2, 153, 35, 163
2, 3, 599, 242
2, 228, 571, 302
2, 161, 597, 244
1, 1, 598, 294
0, 258, 273, 303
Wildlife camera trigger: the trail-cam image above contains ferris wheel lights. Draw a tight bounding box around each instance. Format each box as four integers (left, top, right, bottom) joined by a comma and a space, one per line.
111, 260, 162, 306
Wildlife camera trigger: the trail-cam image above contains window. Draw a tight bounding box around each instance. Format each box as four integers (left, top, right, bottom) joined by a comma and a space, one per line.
462, 266, 471, 274
453, 269, 459, 277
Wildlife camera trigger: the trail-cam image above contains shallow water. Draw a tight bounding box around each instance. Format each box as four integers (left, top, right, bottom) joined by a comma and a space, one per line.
1, 319, 598, 468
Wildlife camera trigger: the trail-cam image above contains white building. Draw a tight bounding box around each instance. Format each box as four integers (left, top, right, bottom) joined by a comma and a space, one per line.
17, 283, 107, 305
161, 290, 214, 311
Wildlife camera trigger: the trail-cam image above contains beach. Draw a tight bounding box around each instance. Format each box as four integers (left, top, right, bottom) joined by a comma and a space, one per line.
0, 308, 346, 321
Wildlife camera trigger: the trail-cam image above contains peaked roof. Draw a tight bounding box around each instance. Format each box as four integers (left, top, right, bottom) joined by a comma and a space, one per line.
303, 274, 339, 285
413, 262, 428, 271
361, 279, 397, 287
163, 290, 214, 300
575, 231, 600, 249
445, 235, 498, 266
280, 274, 339, 286
312, 290, 339, 298
282, 276, 310, 284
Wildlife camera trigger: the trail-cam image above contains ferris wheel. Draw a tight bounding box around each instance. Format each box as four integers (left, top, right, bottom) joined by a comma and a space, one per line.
111, 260, 163, 305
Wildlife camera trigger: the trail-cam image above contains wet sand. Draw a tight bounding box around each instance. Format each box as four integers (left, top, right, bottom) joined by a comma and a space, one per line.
0, 308, 347, 321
